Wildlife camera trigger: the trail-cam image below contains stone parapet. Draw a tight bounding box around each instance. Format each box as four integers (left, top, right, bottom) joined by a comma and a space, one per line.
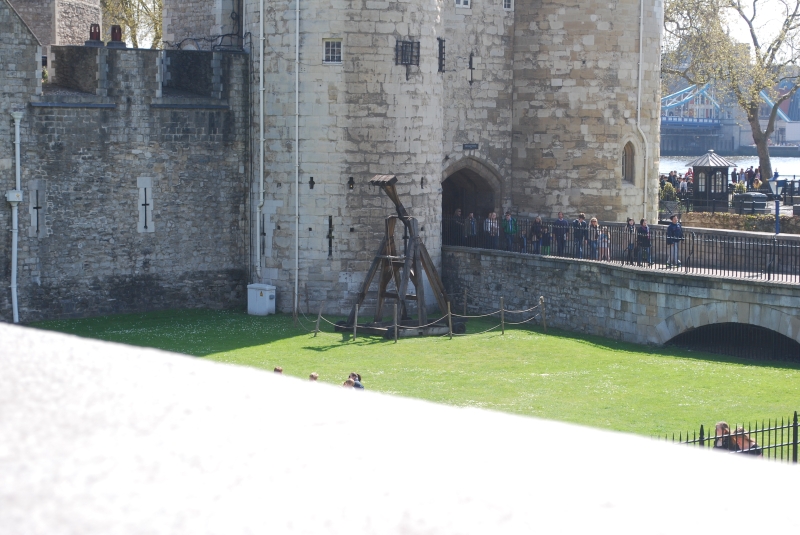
442, 246, 800, 346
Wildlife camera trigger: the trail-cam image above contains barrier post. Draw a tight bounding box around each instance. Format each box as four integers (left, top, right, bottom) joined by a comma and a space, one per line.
793, 411, 798, 464
500, 297, 505, 335
393, 303, 398, 343
447, 301, 453, 340
463, 287, 467, 316
540, 296, 547, 333
353, 304, 358, 341
314, 301, 324, 337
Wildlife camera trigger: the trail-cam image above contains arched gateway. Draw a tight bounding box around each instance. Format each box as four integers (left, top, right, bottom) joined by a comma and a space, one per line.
441, 157, 503, 219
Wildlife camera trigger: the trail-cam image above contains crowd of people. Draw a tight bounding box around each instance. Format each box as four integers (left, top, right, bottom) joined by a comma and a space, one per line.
661, 165, 778, 194
445, 209, 685, 268
274, 366, 365, 389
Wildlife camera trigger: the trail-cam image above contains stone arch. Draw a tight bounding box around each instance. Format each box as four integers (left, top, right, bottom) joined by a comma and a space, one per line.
441, 156, 503, 219
653, 302, 800, 346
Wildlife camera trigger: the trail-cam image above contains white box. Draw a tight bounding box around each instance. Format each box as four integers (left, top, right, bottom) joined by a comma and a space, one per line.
247, 284, 276, 315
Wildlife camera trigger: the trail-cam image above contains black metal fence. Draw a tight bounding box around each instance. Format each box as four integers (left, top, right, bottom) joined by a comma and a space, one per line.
668, 412, 799, 463
442, 216, 800, 283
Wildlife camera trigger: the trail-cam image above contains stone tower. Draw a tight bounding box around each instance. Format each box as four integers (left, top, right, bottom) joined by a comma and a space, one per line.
8, 0, 101, 54
244, 0, 446, 313
162, 0, 662, 314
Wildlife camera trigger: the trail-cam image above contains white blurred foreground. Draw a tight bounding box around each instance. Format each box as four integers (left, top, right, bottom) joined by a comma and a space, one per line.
0, 322, 795, 534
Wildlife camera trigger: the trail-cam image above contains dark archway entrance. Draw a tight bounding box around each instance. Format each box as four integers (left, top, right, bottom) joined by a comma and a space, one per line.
667, 323, 800, 362
442, 169, 496, 220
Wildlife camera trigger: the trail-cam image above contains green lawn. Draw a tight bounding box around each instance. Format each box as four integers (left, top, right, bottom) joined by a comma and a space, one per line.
33, 308, 800, 438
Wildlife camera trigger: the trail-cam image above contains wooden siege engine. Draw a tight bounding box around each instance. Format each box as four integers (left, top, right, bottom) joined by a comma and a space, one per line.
337, 174, 465, 337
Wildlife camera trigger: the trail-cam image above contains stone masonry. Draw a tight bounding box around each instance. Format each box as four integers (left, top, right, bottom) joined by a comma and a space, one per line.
442, 246, 800, 346
0, 3, 250, 323
220, 0, 662, 313
9, 0, 101, 53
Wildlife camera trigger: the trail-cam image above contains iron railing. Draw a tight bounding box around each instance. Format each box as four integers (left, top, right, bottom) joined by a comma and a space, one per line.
442, 216, 800, 283
668, 412, 799, 463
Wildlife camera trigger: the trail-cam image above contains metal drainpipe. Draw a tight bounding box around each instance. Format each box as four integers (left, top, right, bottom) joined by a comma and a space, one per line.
294, 0, 300, 316
7, 111, 24, 323
256, 0, 265, 278
636, 0, 650, 221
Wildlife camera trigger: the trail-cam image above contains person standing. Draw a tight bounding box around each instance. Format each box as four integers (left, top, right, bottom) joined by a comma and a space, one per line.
447, 208, 464, 246
553, 212, 569, 256
502, 211, 519, 252
528, 216, 543, 254
588, 217, 600, 260
484, 211, 500, 250
731, 168, 738, 183
572, 213, 588, 259
598, 226, 610, 261
636, 218, 652, 266
666, 214, 683, 268
625, 217, 637, 265
465, 212, 478, 247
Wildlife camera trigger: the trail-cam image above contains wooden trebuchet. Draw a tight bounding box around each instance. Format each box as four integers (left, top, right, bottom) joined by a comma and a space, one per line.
339, 174, 459, 337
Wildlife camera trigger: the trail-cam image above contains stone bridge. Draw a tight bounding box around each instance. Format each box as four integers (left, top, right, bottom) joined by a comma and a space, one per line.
442, 246, 800, 346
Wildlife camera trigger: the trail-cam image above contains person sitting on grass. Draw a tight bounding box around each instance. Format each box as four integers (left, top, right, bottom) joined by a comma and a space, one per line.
309, 372, 319, 381
343, 378, 355, 388
713, 421, 736, 451
733, 426, 762, 456
349, 372, 364, 389
274, 366, 283, 374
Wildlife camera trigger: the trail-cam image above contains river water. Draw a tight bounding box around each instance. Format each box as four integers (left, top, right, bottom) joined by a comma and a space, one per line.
660, 156, 800, 178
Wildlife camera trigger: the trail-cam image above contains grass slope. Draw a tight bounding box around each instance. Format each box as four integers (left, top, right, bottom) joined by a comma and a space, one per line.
34, 309, 800, 438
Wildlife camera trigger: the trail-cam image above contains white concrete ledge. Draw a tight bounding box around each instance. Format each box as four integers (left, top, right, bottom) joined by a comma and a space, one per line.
0, 323, 796, 534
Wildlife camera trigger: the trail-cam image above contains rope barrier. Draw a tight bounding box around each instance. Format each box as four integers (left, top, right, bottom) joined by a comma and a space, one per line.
505, 314, 541, 326
290, 295, 546, 340
450, 310, 501, 319
502, 304, 541, 314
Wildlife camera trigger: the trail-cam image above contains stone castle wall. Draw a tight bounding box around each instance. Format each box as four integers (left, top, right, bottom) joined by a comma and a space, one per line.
6, 0, 53, 49
0, 43, 250, 322
56, 0, 101, 45
163, 0, 238, 49
442, 246, 800, 346
234, 0, 663, 314
9, 0, 101, 51
511, 0, 662, 221
244, 0, 445, 314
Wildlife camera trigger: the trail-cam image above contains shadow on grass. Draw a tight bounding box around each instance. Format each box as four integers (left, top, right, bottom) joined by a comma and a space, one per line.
30, 307, 800, 371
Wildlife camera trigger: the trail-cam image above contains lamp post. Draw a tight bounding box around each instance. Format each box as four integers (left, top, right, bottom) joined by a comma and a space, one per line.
769, 179, 786, 234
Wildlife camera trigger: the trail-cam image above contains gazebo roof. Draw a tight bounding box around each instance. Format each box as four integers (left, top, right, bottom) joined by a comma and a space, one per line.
685, 150, 737, 168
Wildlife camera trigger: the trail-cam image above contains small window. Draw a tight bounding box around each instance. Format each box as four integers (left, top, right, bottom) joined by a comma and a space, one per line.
395, 40, 420, 66
323, 39, 342, 64
455, 0, 470, 7
622, 142, 635, 183
437, 38, 445, 73
503, 0, 512, 9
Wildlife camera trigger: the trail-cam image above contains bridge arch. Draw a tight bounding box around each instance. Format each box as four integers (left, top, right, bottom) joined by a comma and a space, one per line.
441, 156, 503, 219
654, 302, 800, 347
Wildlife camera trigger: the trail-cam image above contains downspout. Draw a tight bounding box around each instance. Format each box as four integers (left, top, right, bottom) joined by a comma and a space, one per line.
7, 111, 23, 323
294, 0, 299, 315
636, 0, 650, 220
256, 0, 265, 278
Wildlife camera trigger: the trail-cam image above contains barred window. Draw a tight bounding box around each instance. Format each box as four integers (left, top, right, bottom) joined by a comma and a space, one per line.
323, 39, 342, 64
455, 0, 470, 7
437, 38, 445, 73
395, 40, 420, 66
503, 0, 512, 9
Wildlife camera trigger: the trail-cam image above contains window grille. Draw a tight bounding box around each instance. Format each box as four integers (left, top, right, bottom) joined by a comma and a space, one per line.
395, 40, 420, 66
323, 40, 342, 64
437, 38, 445, 73
455, 0, 470, 7
503, 0, 512, 9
